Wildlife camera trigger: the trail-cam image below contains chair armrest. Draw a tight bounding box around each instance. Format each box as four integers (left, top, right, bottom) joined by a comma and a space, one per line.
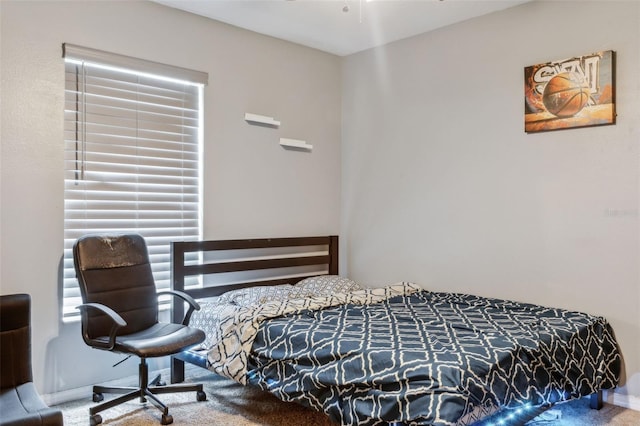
77, 303, 126, 351
157, 290, 201, 326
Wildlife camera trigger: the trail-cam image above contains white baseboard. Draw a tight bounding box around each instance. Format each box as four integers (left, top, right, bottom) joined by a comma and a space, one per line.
608, 390, 640, 412
43, 373, 139, 406
44, 384, 94, 406
43, 364, 204, 406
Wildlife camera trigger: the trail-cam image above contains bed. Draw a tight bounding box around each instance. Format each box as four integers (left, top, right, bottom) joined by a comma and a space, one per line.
170, 235, 621, 426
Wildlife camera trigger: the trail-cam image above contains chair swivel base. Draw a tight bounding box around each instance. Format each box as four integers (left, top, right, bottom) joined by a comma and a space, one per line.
89, 359, 206, 425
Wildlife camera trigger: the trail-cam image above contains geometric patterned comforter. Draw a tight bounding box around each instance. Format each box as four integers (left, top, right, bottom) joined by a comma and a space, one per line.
245, 289, 620, 425
197, 283, 414, 384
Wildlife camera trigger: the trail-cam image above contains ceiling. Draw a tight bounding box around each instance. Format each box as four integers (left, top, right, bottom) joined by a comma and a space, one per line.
152, 0, 532, 57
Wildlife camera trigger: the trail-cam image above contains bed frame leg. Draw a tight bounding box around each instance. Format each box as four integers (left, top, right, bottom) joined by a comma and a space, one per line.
171, 357, 185, 384
590, 390, 603, 410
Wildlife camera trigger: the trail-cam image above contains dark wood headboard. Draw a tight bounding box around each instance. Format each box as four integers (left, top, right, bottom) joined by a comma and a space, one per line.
172, 236, 338, 293
170, 235, 338, 382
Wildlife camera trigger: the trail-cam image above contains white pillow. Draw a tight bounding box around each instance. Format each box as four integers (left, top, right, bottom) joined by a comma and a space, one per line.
289, 275, 361, 299
219, 284, 294, 307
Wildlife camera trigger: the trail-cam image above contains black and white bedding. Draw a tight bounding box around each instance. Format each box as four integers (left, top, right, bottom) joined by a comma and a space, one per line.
188, 277, 620, 426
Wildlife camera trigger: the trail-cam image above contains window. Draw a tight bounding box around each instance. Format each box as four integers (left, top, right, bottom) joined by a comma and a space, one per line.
62, 44, 207, 321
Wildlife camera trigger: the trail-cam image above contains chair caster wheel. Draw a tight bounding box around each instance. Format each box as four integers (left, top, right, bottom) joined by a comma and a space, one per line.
92, 393, 104, 403
161, 414, 173, 425
196, 390, 207, 401
90, 414, 102, 425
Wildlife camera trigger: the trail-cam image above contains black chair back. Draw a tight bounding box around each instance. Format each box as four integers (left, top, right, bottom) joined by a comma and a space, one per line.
73, 234, 159, 340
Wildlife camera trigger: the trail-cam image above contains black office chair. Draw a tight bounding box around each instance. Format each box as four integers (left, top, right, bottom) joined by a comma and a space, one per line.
0, 294, 64, 426
73, 234, 206, 426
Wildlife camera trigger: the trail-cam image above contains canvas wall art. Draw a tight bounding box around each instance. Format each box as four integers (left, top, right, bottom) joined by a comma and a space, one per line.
524, 50, 615, 133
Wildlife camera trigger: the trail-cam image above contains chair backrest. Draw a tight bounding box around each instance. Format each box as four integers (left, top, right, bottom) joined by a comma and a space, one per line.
0, 293, 32, 389
73, 234, 159, 340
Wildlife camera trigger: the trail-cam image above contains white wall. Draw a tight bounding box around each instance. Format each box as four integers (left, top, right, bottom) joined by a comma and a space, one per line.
342, 0, 640, 408
0, 0, 341, 395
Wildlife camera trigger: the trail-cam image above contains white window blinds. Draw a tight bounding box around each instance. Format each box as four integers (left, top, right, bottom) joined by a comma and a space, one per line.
62, 44, 207, 321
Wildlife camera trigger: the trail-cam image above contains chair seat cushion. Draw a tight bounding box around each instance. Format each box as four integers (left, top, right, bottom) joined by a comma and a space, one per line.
0, 382, 63, 426
96, 323, 205, 358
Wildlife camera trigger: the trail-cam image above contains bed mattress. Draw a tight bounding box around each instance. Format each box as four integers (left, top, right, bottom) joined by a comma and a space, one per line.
191, 284, 620, 425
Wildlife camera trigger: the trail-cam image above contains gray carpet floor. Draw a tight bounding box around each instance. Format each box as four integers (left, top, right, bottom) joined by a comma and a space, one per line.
55, 372, 640, 425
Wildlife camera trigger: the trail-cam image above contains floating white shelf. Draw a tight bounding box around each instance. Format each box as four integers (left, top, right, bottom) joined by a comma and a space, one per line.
280, 138, 313, 151
244, 113, 280, 127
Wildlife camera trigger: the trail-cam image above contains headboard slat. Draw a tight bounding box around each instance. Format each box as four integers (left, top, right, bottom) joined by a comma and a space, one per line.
183, 255, 330, 276
176, 236, 333, 252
